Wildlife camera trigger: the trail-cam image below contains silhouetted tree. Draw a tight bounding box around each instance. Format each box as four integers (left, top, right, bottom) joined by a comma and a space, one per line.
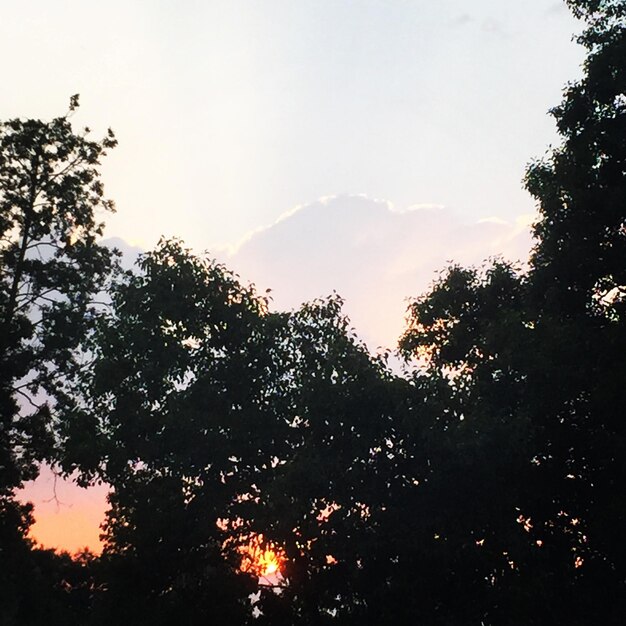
0, 96, 117, 623
62, 239, 278, 623
523, 0, 626, 618
64, 240, 408, 624
245, 296, 407, 624
398, 1, 626, 622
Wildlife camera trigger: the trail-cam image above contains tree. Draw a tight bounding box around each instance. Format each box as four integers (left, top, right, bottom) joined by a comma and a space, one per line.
244, 296, 406, 624
62, 239, 277, 623
398, 1, 626, 622
62, 239, 410, 624
0, 96, 118, 622
523, 0, 626, 617
527, 0, 626, 317
394, 262, 539, 624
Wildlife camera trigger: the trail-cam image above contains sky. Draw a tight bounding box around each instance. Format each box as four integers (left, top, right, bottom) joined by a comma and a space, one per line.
4, 0, 583, 251
5, 0, 587, 552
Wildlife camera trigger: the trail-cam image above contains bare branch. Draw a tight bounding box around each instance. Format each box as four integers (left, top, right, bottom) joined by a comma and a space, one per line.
14, 388, 44, 411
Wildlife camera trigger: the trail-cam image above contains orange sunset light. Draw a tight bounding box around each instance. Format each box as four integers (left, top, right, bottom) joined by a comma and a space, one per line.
238, 533, 286, 579
28, 508, 104, 555
18, 467, 109, 555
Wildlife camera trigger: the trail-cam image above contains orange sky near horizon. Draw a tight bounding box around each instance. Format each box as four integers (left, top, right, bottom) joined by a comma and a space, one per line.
18, 466, 108, 555
20, 466, 286, 580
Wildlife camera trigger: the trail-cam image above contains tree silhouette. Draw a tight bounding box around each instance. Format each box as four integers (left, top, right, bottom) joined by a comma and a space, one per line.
524, 0, 626, 617
62, 239, 279, 623
398, 1, 626, 622
0, 97, 118, 624
64, 241, 407, 623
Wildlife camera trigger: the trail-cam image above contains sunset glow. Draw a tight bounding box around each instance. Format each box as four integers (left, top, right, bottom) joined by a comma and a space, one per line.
28, 509, 103, 555
18, 466, 109, 555
238, 533, 286, 579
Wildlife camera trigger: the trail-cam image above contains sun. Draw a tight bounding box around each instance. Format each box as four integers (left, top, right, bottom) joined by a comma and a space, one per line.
258, 550, 280, 577
238, 533, 285, 579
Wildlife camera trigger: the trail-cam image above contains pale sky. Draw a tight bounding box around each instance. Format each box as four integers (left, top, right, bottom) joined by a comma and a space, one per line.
7, 0, 588, 552
3, 0, 583, 252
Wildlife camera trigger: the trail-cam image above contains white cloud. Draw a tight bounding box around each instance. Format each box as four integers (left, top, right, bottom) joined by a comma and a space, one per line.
224, 194, 534, 350
395, 203, 446, 214
478, 216, 508, 224
102, 198, 534, 350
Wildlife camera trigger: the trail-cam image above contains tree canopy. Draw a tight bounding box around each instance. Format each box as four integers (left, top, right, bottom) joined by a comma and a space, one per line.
0, 96, 118, 625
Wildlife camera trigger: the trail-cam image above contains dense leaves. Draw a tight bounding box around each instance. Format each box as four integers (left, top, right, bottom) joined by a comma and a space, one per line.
62, 239, 408, 622
0, 97, 118, 625
398, 1, 626, 621
0, 96, 118, 487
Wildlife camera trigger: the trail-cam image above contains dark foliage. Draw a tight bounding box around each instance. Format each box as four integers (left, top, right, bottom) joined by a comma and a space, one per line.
398, 1, 626, 622
0, 96, 117, 624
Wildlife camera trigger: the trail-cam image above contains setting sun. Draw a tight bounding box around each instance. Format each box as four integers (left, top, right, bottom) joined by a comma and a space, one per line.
238, 533, 286, 580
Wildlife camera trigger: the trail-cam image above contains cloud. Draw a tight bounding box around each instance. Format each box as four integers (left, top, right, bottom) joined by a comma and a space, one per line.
225, 194, 534, 350
64, 205, 533, 351
395, 203, 446, 214
103, 236, 143, 270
